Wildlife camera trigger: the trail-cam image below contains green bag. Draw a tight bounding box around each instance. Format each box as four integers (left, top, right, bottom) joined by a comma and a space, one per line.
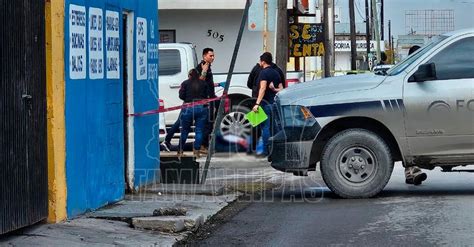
245, 106, 268, 127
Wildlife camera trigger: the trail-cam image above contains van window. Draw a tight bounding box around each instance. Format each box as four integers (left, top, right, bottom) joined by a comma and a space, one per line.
428, 37, 474, 80
159, 49, 181, 76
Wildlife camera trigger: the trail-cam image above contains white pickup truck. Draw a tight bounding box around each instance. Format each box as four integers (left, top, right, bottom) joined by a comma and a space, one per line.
159, 43, 303, 139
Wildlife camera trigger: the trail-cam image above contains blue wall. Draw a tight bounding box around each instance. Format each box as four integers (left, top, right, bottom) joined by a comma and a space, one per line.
64, 0, 159, 217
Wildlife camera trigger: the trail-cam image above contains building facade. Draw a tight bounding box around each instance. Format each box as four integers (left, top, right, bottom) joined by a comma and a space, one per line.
158, 0, 300, 73
47, 0, 159, 220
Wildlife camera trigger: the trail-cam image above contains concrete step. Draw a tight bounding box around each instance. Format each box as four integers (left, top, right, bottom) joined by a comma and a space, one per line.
132, 212, 205, 232
132, 216, 185, 233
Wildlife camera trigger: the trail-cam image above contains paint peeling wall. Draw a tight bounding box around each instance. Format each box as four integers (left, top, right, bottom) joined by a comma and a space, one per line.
63, 0, 159, 217
46, 0, 68, 223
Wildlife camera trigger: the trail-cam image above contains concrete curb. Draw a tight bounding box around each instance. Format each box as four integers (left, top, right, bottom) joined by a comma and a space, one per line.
143, 184, 225, 196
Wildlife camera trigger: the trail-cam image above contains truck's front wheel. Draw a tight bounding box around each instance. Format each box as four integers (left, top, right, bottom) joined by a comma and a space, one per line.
320, 129, 394, 198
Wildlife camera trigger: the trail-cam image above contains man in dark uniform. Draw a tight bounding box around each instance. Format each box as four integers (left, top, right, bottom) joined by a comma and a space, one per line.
252, 52, 283, 157
195, 48, 216, 155
247, 61, 285, 153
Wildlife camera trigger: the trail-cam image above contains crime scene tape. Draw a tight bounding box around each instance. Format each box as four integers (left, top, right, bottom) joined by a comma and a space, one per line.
128, 94, 228, 117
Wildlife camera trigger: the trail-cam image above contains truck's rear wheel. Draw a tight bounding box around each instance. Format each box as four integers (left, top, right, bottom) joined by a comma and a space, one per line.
219, 104, 252, 139
320, 129, 394, 198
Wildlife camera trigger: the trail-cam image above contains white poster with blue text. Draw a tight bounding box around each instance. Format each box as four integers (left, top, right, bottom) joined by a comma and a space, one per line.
89, 7, 104, 79
136, 17, 147, 80
69, 4, 86, 79
106, 10, 120, 79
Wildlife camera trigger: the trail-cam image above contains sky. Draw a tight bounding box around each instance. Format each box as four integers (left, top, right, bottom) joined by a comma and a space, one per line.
335, 0, 474, 39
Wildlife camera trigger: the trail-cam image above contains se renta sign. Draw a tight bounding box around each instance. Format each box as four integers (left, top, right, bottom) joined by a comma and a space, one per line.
289, 23, 325, 57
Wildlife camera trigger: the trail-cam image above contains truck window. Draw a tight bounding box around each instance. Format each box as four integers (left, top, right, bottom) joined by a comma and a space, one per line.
386, 35, 448, 76
159, 49, 181, 76
427, 37, 474, 80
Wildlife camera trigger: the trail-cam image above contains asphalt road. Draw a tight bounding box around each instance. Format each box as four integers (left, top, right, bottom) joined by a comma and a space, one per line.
197, 163, 474, 246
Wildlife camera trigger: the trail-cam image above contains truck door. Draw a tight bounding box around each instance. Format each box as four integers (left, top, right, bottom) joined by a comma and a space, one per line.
158, 47, 188, 125
403, 36, 474, 159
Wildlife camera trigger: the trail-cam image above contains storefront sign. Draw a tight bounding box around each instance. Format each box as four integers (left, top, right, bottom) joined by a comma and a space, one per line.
136, 17, 147, 80
106, 10, 120, 79
88, 7, 104, 79
289, 23, 325, 57
69, 4, 86, 79
334, 41, 383, 52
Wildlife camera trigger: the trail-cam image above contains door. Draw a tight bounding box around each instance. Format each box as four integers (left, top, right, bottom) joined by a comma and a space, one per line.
123, 11, 135, 191
158, 47, 188, 125
404, 36, 474, 160
0, 0, 48, 234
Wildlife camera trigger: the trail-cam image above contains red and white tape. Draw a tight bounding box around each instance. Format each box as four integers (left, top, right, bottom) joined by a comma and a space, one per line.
128, 94, 229, 117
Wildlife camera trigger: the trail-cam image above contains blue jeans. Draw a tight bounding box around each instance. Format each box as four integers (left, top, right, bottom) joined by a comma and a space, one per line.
179, 105, 209, 151
260, 104, 273, 155
165, 110, 182, 144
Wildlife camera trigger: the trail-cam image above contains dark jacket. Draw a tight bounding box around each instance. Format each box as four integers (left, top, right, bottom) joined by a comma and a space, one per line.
179, 78, 209, 103
196, 61, 216, 99
247, 63, 262, 98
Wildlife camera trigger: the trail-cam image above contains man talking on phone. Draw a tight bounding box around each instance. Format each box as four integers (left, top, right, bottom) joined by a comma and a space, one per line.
196, 48, 216, 155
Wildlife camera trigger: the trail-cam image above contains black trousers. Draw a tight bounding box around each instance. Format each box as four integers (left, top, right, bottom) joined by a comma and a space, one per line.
202, 101, 219, 147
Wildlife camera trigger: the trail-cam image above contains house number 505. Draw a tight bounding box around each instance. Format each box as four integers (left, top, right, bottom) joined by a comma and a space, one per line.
207, 30, 224, 42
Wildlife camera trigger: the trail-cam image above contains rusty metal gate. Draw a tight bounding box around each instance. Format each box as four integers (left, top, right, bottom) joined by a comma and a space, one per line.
0, 0, 48, 234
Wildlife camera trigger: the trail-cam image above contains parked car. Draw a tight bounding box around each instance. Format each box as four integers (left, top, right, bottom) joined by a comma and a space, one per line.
270, 28, 474, 198
158, 43, 303, 139
372, 64, 394, 74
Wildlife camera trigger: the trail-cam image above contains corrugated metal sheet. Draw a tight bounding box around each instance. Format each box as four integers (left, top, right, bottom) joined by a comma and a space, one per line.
0, 0, 47, 234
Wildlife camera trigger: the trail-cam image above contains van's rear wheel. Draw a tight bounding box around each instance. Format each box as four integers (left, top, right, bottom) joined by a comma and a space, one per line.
320, 129, 394, 198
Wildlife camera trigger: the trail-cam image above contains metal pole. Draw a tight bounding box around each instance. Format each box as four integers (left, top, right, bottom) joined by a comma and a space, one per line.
349, 0, 357, 71
263, 0, 269, 52
201, 0, 251, 184
371, 0, 381, 65
365, 0, 370, 65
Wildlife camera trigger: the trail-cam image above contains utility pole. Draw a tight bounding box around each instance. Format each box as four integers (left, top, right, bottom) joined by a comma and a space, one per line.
349, 0, 357, 71
391, 35, 395, 62
263, 0, 269, 52
388, 19, 391, 60
371, 0, 381, 65
365, 0, 370, 64
370, 0, 374, 37
276, 0, 288, 75
323, 0, 330, 77
380, 0, 384, 41
329, 0, 335, 76
323, 0, 334, 77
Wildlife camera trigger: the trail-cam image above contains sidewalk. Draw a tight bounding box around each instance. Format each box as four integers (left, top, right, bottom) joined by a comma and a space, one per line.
2, 192, 238, 247
1, 153, 322, 246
